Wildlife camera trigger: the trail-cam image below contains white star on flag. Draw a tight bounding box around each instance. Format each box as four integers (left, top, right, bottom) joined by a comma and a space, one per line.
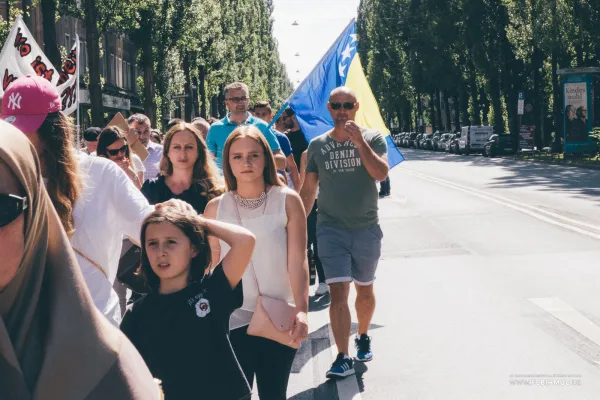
349, 34, 357, 44
340, 43, 354, 62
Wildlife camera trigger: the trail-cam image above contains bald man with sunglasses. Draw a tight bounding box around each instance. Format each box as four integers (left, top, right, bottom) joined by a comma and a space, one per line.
299, 86, 389, 379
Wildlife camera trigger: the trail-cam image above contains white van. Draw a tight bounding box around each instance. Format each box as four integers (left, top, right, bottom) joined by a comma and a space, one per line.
458, 126, 494, 154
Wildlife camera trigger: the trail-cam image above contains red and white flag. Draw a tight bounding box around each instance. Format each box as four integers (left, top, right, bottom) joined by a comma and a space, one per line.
0, 16, 79, 115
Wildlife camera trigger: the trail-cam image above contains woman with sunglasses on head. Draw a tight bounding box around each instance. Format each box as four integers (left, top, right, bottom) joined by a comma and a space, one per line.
0, 122, 163, 399
203, 125, 309, 400
141, 122, 223, 214
97, 126, 145, 189
0, 75, 171, 327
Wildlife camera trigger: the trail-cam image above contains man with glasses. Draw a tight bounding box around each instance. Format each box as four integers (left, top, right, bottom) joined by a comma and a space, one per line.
127, 113, 163, 180
206, 82, 282, 170
83, 127, 101, 155
299, 86, 389, 379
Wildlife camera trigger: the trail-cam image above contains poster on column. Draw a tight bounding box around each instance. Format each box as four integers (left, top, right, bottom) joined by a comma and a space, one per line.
0, 16, 78, 115
563, 74, 592, 153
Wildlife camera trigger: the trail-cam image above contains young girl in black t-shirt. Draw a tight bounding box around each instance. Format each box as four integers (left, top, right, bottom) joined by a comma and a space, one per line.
120, 203, 255, 400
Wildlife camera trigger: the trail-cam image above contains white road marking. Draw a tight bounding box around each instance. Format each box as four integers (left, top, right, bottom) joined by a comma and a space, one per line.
529, 297, 600, 353
399, 169, 600, 241
328, 324, 363, 400
390, 194, 407, 205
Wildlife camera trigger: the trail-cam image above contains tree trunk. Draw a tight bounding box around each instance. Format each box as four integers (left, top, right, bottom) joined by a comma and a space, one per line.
551, 0, 561, 146
41, 0, 61, 68
417, 93, 423, 132
469, 66, 480, 125
141, 37, 156, 125
402, 97, 411, 131
429, 91, 437, 132
182, 52, 192, 121
199, 65, 207, 118
218, 84, 226, 118
443, 90, 451, 131
211, 95, 219, 118
532, 46, 544, 148
192, 76, 199, 117
488, 73, 504, 133
84, 0, 104, 127
453, 93, 461, 132
435, 90, 443, 132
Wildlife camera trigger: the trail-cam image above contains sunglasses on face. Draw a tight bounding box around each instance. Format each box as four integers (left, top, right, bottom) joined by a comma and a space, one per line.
83, 134, 98, 142
227, 97, 249, 103
329, 102, 356, 110
0, 194, 28, 228
106, 144, 128, 157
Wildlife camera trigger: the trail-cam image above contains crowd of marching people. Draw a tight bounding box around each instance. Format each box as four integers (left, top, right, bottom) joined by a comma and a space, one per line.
0, 75, 388, 399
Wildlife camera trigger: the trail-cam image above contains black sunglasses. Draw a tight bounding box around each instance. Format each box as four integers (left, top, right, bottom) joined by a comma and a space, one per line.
0, 194, 28, 228
330, 102, 356, 110
106, 144, 128, 157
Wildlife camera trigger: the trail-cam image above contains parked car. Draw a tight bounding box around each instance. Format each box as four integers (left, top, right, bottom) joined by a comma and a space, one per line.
483, 134, 517, 157
458, 126, 494, 154
407, 132, 419, 148
437, 133, 453, 151
448, 133, 461, 153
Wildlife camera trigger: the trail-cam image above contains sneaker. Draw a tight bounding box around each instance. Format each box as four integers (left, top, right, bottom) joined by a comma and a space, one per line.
355, 334, 373, 362
326, 353, 355, 378
315, 282, 329, 296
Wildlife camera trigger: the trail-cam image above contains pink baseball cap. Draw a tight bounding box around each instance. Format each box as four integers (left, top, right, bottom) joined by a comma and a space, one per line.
1, 74, 61, 133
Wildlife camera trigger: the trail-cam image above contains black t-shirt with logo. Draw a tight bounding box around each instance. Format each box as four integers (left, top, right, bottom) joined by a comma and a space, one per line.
141, 176, 210, 214
120, 263, 250, 400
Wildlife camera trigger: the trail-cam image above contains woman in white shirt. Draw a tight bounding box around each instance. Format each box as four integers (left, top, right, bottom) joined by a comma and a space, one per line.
0, 75, 158, 326
203, 125, 309, 400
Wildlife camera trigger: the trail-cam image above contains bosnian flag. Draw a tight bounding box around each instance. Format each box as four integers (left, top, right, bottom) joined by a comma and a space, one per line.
273, 18, 404, 168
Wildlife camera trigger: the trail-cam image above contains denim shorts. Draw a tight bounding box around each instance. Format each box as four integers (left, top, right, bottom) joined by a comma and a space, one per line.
316, 224, 383, 286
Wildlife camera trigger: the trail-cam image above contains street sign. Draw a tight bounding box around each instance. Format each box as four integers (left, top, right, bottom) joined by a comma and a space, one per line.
517, 91, 525, 115
170, 94, 189, 99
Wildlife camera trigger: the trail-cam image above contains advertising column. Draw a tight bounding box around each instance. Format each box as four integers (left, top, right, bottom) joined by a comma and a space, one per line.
562, 71, 594, 153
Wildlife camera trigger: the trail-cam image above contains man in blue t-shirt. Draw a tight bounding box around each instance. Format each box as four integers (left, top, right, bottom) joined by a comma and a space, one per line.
206, 82, 283, 170
254, 101, 300, 190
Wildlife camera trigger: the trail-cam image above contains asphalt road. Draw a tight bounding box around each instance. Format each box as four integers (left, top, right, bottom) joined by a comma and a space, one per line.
280, 149, 600, 400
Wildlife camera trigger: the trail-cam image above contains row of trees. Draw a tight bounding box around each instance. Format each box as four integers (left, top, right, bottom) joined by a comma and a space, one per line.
1, 0, 293, 127
357, 0, 600, 147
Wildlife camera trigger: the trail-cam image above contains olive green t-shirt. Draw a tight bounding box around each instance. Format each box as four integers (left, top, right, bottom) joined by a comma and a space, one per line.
306, 129, 387, 230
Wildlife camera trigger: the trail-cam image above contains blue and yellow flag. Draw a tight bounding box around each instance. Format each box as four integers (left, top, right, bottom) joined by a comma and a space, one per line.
273, 19, 404, 167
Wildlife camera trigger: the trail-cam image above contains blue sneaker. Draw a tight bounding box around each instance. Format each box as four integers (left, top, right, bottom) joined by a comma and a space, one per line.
326, 353, 355, 378
355, 334, 373, 362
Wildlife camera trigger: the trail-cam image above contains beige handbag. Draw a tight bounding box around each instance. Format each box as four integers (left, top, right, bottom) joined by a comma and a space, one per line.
233, 193, 299, 349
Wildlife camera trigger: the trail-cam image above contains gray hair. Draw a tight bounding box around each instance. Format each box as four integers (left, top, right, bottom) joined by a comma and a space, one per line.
224, 82, 249, 98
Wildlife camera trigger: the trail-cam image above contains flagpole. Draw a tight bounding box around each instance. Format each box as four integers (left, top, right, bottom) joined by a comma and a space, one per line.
76, 34, 81, 151
269, 18, 356, 128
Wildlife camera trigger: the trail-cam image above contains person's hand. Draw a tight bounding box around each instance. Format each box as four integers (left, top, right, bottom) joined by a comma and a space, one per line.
344, 120, 366, 148
115, 157, 131, 172
155, 199, 196, 215
290, 310, 308, 345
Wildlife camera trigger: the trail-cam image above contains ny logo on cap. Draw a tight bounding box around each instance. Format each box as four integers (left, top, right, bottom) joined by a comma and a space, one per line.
8, 92, 22, 110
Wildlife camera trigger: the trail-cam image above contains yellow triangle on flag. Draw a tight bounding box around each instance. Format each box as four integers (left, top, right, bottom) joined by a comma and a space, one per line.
345, 56, 390, 135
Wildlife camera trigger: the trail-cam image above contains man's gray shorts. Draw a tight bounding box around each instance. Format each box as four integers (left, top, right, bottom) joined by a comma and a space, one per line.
316, 224, 383, 286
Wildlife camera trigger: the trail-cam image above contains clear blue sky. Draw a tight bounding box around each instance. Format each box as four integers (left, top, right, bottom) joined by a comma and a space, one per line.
272, 0, 360, 88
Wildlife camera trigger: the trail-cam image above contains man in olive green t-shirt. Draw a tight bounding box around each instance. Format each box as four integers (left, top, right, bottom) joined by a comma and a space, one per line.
300, 86, 389, 379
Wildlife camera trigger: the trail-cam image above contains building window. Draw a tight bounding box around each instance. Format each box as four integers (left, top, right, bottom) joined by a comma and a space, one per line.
110, 53, 115, 85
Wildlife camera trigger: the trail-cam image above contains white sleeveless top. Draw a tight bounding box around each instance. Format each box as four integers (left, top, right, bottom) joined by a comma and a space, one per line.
217, 185, 295, 330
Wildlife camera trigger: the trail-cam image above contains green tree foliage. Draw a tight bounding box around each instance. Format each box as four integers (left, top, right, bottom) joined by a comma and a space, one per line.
127, 0, 292, 126
358, 0, 600, 147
